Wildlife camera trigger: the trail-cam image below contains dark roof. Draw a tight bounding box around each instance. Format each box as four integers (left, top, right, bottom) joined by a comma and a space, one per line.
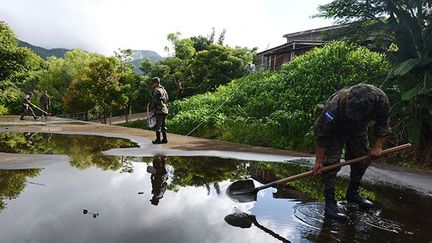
256, 40, 325, 56
282, 25, 348, 39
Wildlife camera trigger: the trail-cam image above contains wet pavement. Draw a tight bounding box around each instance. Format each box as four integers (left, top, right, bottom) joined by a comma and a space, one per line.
0, 132, 432, 243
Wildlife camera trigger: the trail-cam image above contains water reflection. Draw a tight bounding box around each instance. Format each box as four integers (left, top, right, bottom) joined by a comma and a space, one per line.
148, 155, 168, 206
1, 133, 432, 242
0, 169, 42, 211
0, 132, 137, 171
225, 212, 291, 243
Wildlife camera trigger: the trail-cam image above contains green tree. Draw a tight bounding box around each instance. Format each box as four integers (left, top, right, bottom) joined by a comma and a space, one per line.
144, 31, 256, 100
318, 0, 432, 165
62, 55, 129, 121
37, 50, 100, 115
0, 21, 42, 114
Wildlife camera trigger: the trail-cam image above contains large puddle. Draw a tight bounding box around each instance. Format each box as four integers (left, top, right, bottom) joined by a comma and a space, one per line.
0, 132, 431, 243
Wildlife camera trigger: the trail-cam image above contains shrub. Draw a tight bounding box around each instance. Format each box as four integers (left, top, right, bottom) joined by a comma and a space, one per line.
165, 42, 391, 152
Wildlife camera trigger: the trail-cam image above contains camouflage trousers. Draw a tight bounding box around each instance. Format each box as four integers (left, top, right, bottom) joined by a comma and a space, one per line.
321, 132, 371, 191
21, 104, 36, 118
154, 114, 167, 132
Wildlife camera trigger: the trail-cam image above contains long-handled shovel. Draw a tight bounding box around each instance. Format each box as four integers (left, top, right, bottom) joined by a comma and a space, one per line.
226, 143, 412, 203
29, 102, 51, 116
225, 212, 291, 243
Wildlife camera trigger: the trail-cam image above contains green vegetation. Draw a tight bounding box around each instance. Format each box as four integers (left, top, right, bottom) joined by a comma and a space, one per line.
0, 132, 136, 170
318, 0, 432, 165
0, 21, 42, 114
0, 169, 42, 211
163, 42, 389, 152
142, 30, 256, 100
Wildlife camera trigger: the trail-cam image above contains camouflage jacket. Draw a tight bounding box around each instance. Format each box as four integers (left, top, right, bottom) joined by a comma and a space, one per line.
315, 84, 390, 148
23, 95, 31, 105
150, 85, 169, 115
40, 94, 51, 106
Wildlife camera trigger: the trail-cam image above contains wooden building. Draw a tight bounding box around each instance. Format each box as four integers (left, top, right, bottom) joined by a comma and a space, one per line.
254, 25, 346, 70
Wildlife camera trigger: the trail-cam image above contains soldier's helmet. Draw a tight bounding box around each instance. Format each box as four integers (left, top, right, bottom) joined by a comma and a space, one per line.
345, 84, 375, 120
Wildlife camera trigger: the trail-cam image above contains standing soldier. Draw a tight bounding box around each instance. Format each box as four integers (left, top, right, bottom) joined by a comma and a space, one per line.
313, 84, 390, 220
39, 90, 51, 116
20, 92, 38, 120
149, 77, 169, 144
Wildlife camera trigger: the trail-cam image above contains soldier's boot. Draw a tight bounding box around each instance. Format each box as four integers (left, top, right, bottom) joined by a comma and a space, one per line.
152, 132, 161, 144
20, 114, 25, 120
346, 181, 374, 208
161, 132, 168, 144
324, 188, 347, 221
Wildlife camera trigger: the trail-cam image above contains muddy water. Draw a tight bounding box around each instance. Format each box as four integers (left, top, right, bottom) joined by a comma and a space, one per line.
0, 133, 431, 243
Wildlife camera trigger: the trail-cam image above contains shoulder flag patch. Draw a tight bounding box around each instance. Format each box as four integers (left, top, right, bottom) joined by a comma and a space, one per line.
324, 111, 334, 122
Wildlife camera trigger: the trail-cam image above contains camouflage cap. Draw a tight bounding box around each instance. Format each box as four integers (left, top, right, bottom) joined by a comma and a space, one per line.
150, 77, 160, 83
344, 84, 374, 120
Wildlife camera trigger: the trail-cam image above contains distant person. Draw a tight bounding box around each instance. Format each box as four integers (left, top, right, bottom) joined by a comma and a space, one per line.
149, 77, 169, 144
39, 90, 51, 116
313, 84, 390, 220
148, 155, 168, 206
20, 92, 38, 120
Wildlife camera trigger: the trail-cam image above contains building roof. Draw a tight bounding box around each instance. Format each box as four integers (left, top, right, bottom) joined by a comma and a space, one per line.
256, 40, 325, 56
282, 25, 348, 39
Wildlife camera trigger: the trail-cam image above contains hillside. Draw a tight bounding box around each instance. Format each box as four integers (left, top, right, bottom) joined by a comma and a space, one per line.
18, 40, 69, 59
17, 40, 164, 73
131, 50, 165, 73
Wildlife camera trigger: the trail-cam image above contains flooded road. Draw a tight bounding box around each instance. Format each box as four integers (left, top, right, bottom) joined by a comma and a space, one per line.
0, 132, 431, 243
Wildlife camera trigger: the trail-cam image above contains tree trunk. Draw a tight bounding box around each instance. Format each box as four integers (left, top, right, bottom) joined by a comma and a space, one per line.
415, 120, 432, 166
125, 104, 129, 123
109, 108, 112, 125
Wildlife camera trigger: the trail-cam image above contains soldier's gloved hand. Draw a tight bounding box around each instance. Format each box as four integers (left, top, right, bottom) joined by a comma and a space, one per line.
313, 162, 324, 175
369, 146, 383, 160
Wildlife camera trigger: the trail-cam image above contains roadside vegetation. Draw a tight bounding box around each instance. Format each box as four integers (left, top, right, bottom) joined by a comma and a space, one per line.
165, 42, 390, 152
1, 0, 431, 168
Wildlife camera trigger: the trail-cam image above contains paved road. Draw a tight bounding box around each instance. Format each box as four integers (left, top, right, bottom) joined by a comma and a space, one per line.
90, 112, 148, 125
1, 115, 431, 196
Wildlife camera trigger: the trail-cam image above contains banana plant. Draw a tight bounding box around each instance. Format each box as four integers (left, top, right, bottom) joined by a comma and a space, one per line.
383, 0, 432, 165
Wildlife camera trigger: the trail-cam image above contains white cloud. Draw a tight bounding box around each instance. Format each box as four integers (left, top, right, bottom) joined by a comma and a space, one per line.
0, 0, 332, 56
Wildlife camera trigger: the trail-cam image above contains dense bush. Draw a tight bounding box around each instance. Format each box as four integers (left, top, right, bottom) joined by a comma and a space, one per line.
167, 42, 390, 152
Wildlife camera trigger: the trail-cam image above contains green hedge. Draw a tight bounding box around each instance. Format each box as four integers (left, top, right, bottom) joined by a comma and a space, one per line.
165, 42, 390, 152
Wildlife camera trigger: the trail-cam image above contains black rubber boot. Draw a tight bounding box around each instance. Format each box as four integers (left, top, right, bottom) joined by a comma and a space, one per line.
346, 181, 374, 208
161, 132, 168, 144
152, 132, 161, 144
324, 189, 347, 221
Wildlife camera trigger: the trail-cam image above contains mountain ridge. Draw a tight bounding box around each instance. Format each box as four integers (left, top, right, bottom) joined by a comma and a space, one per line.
18, 40, 164, 73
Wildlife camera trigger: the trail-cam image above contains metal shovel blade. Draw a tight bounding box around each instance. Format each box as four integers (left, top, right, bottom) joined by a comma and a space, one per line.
224, 213, 252, 228
226, 179, 257, 203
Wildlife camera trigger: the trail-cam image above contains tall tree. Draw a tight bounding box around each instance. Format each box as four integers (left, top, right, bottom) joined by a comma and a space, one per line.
0, 21, 42, 114
318, 0, 432, 165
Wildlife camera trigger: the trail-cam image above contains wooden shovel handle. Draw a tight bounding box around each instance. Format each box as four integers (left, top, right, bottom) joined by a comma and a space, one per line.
259, 143, 412, 190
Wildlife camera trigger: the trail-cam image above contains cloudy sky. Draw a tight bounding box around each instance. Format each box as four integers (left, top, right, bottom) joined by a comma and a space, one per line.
0, 0, 333, 56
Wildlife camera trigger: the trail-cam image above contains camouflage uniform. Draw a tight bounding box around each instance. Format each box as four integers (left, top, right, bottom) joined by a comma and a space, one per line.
39, 93, 51, 113
315, 84, 390, 193
20, 94, 37, 120
149, 155, 168, 205
150, 85, 169, 132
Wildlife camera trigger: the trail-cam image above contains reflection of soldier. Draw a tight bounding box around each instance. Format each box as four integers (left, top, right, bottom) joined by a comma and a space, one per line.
20, 92, 38, 120
149, 77, 169, 144
24, 132, 37, 145
148, 155, 168, 206
39, 90, 51, 116
313, 84, 390, 220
